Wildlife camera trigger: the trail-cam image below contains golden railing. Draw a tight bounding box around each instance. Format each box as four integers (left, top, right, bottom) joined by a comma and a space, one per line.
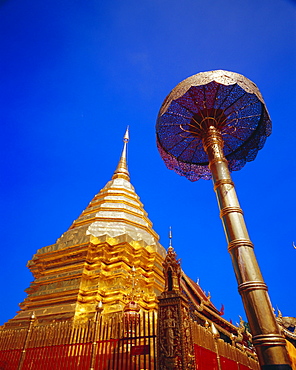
0, 311, 157, 370
0, 311, 260, 370
192, 321, 260, 370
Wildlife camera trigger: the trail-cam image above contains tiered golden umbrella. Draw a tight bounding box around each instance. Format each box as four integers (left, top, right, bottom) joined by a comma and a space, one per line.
156, 70, 291, 370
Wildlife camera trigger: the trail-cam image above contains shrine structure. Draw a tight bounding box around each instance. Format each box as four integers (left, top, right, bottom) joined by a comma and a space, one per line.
0, 128, 291, 369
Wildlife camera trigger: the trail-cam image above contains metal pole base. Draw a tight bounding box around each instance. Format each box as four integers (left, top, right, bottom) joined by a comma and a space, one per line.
202, 126, 292, 369
261, 366, 292, 370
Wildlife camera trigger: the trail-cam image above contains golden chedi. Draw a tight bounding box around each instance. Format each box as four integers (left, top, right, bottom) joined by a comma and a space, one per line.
8, 128, 165, 327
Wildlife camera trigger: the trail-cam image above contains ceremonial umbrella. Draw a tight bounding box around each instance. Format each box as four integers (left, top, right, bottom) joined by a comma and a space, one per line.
156, 70, 271, 181
156, 70, 291, 370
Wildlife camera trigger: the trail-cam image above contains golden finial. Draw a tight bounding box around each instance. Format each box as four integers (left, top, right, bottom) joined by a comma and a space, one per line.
211, 322, 220, 339
123, 126, 129, 143
168, 226, 173, 248
96, 300, 103, 313
113, 126, 130, 180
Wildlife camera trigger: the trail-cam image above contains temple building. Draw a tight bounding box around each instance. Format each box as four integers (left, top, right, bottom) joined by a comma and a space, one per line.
0, 129, 294, 369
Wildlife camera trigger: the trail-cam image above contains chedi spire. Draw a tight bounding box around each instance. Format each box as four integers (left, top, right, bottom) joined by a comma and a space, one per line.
113, 126, 130, 181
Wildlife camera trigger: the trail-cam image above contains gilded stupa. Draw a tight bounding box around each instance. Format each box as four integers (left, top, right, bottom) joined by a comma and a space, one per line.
7, 128, 166, 327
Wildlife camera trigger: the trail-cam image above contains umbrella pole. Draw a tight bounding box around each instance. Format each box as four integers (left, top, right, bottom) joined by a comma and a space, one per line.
202, 125, 291, 370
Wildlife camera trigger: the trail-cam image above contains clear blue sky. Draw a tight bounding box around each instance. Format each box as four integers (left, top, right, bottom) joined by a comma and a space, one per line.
0, 0, 295, 326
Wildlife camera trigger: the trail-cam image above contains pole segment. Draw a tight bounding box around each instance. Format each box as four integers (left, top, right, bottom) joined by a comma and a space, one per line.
18, 312, 36, 370
202, 125, 291, 370
89, 301, 103, 370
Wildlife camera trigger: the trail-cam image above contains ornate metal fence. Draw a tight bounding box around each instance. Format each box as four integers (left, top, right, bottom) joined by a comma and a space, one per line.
191, 322, 260, 370
0, 311, 260, 370
0, 312, 157, 370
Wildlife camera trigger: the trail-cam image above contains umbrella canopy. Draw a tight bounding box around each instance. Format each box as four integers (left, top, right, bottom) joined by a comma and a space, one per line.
156, 70, 271, 181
